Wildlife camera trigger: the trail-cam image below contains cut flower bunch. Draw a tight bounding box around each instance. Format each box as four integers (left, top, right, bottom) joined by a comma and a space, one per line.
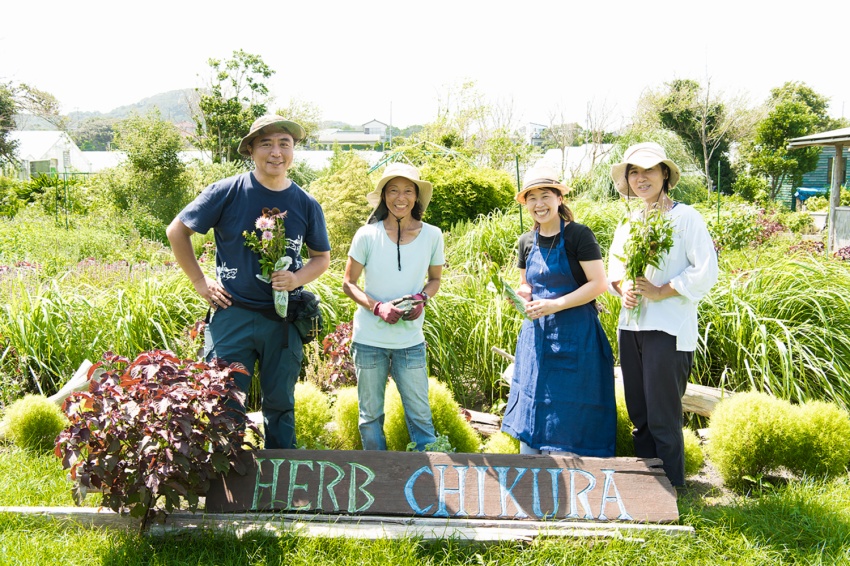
243, 207, 291, 317
618, 206, 674, 322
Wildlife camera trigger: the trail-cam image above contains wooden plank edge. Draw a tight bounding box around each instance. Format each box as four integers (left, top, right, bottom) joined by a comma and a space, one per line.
0, 507, 694, 540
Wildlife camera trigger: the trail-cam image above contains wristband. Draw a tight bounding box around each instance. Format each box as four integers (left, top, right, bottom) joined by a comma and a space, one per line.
420, 291, 429, 305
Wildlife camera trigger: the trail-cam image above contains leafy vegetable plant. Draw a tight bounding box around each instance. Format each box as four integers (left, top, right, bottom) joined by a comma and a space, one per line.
55, 350, 259, 531
617, 207, 674, 322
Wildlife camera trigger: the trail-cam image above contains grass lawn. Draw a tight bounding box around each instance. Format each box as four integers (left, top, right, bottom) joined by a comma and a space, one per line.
1, 447, 849, 565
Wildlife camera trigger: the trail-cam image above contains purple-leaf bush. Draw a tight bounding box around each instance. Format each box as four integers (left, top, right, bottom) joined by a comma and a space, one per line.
55, 350, 259, 530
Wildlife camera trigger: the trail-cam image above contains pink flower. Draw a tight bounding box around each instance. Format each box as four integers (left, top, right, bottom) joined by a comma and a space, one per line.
262, 231, 274, 241
256, 216, 275, 230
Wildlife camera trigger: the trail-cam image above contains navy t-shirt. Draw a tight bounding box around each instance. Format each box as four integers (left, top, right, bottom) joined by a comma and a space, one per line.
178, 172, 330, 308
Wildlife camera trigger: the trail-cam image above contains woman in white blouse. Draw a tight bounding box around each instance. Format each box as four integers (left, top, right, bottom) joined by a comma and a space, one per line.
607, 142, 718, 488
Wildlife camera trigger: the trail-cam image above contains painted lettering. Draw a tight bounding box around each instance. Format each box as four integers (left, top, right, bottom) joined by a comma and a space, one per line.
347, 462, 376, 513
434, 465, 469, 518
567, 468, 596, 520
317, 460, 345, 511
286, 460, 314, 511
252, 457, 286, 511
495, 467, 529, 518
404, 466, 434, 514
598, 469, 632, 521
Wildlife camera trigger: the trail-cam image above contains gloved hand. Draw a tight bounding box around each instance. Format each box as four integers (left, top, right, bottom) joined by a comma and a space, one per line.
373, 301, 403, 324
402, 293, 426, 321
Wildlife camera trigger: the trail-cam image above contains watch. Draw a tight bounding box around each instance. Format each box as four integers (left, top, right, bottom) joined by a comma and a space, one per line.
420, 290, 429, 305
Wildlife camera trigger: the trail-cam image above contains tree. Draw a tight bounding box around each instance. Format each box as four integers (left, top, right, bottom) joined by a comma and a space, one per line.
648, 79, 755, 194
112, 110, 190, 229
544, 104, 582, 178
307, 149, 373, 259
743, 82, 834, 200
15, 84, 68, 130
0, 83, 18, 166
194, 50, 274, 163
276, 98, 322, 146
70, 117, 118, 150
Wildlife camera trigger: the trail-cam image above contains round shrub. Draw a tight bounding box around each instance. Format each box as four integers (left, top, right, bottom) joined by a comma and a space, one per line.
385, 378, 482, 453
2, 394, 68, 452
482, 431, 519, 454
294, 381, 333, 449
709, 391, 793, 489
683, 428, 705, 477
786, 401, 850, 479
331, 386, 362, 450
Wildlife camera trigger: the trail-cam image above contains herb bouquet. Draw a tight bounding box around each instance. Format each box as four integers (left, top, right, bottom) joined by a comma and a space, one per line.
243, 207, 291, 317
617, 206, 675, 323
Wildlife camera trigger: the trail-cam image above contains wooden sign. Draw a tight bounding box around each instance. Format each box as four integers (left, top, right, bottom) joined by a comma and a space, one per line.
206, 450, 678, 523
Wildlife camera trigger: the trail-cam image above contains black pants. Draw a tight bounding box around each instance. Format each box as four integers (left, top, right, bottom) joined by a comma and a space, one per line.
618, 329, 693, 487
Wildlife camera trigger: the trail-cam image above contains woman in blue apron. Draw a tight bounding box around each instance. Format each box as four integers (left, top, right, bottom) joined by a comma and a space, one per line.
501, 164, 616, 456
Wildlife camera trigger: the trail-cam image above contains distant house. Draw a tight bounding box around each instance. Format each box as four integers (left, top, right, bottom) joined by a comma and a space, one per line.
522, 123, 547, 147
6, 131, 93, 180
315, 120, 390, 150
781, 146, 849, 208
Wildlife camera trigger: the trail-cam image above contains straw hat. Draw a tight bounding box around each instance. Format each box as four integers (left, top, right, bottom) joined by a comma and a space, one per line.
515, 163, 571, 203
365, 163, 433, 222
609, 142, 681, 197
237, 115, 306, 157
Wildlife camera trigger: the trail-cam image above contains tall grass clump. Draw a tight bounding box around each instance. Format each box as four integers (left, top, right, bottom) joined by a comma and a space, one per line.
423, 257, 522, 408
0, 266, 203, 398
695, 256, 850, 410
331, 386, 361, 450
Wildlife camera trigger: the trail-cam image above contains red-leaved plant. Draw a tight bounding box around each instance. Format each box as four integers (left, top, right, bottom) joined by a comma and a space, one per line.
55, 350, 259, 531
321, 321, 356, 390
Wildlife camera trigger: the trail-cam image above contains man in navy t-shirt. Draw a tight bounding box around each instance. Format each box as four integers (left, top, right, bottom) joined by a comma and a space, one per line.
167, 115, 330, 449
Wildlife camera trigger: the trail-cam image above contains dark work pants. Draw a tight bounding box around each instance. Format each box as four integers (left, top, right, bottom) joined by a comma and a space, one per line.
618, 329, 693, 487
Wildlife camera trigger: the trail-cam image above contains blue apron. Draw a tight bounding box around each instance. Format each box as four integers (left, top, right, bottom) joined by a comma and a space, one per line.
502, 221, 616, 456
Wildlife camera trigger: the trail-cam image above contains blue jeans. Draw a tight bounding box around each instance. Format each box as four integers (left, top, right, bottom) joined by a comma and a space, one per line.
352, 341, 436, 451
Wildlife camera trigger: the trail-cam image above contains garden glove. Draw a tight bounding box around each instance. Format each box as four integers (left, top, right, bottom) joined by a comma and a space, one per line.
373, 301, 403, 324
402, 293, 426, 321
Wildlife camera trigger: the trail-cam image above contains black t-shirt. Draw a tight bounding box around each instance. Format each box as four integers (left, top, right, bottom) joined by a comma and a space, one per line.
516, 222, 602, 287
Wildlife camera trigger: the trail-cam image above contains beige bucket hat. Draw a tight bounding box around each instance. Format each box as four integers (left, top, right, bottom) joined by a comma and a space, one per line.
237, 114, 306, 157
609, 142, 681, 197
366, 162, 433, 219
515, 163, 571, 203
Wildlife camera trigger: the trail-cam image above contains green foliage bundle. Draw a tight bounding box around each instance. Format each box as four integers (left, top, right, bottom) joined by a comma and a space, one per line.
804, 195, 829, 212
482, 431, 519, 454
55, 351, 259, 529
330, 386, 361, 450
294, 381, 333, 449
1, 394, 68, 452
384, 377, 481, 453
307, 151, 373, 259
776, 210, 815, 234
420, 161, 515, 231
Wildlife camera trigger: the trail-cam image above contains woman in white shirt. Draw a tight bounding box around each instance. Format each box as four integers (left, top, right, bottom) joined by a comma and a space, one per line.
607, 142, 718, 487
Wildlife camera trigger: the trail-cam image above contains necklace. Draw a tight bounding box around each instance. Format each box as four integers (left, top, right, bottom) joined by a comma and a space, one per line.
539, 231, 558, 263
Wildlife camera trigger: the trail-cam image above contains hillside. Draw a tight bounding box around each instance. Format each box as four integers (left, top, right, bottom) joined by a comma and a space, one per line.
68, 89, 198, 124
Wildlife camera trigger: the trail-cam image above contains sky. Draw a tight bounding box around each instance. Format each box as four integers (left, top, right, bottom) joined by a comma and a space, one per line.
2, 0, 848, 130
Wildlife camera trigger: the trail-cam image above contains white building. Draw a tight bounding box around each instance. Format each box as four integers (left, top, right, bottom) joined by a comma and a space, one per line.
8, 131, 93, 179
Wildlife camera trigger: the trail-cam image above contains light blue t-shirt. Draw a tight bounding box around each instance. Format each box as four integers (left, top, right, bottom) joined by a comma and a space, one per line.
349, 221, 445, 349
